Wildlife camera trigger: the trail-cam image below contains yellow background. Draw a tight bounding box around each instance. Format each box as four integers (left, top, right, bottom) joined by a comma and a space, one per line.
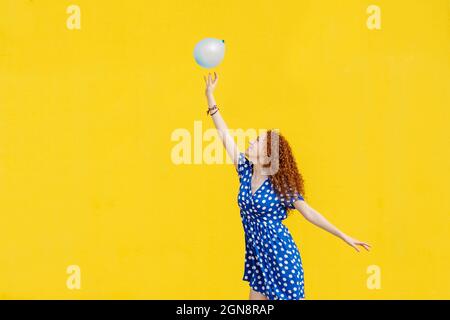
0, 0, 449, 299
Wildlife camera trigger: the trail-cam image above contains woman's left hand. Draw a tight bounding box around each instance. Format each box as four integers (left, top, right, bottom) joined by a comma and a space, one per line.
342, 235, 371, 252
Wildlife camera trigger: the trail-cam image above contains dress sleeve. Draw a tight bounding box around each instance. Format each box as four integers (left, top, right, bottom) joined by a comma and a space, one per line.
236, 151, 251, 182
286, 190, 305, 209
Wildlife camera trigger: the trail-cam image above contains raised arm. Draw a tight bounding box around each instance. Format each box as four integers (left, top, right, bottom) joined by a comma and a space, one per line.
204, 72, 240, 170
293, 200, 371, 252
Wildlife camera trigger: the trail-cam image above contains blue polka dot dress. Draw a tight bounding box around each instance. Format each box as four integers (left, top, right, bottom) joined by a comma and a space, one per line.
236, 152, 305, 300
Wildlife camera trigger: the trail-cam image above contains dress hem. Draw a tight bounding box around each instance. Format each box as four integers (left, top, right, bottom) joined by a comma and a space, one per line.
242, 277, 305, 300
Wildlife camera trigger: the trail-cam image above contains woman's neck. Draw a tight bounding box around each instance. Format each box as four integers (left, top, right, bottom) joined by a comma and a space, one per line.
252, 163, 270, 179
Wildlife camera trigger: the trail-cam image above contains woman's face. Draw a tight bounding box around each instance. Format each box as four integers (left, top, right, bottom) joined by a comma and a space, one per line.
245, 133, 267, 163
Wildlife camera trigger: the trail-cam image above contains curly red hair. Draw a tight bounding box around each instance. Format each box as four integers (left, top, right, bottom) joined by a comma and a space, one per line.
261, 129, 306, 212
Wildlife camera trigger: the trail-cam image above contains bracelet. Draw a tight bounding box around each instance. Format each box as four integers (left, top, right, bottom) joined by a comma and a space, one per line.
206, 107, 217, 115
206, 104, 219, 115
210, 108, 219, 116
206, 106, 216, 115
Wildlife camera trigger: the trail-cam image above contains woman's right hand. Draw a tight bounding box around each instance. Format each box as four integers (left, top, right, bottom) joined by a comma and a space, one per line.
204, 72, 219, 96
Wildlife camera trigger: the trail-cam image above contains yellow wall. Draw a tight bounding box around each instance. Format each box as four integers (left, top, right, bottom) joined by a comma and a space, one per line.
0, 0, 448, 299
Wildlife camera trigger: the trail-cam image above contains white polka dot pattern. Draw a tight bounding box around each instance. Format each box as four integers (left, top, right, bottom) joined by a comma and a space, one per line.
236, 152, 305, 300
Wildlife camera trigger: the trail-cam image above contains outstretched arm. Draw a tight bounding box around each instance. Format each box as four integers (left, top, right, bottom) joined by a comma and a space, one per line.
293, 200, 371, 252
204, 72, 240, 170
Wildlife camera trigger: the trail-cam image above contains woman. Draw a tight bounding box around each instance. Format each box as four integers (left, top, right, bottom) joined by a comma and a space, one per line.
204, 72, 371, 300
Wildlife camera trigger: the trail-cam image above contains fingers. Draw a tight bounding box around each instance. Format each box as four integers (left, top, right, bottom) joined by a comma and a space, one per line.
204, 72, 218, 87
357, 241, 371, 251
352, 244, 360, 252
353, 242, 371, 251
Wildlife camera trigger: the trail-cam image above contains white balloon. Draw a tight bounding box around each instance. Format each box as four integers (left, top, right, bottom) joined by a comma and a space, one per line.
194, 38, 225, 68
